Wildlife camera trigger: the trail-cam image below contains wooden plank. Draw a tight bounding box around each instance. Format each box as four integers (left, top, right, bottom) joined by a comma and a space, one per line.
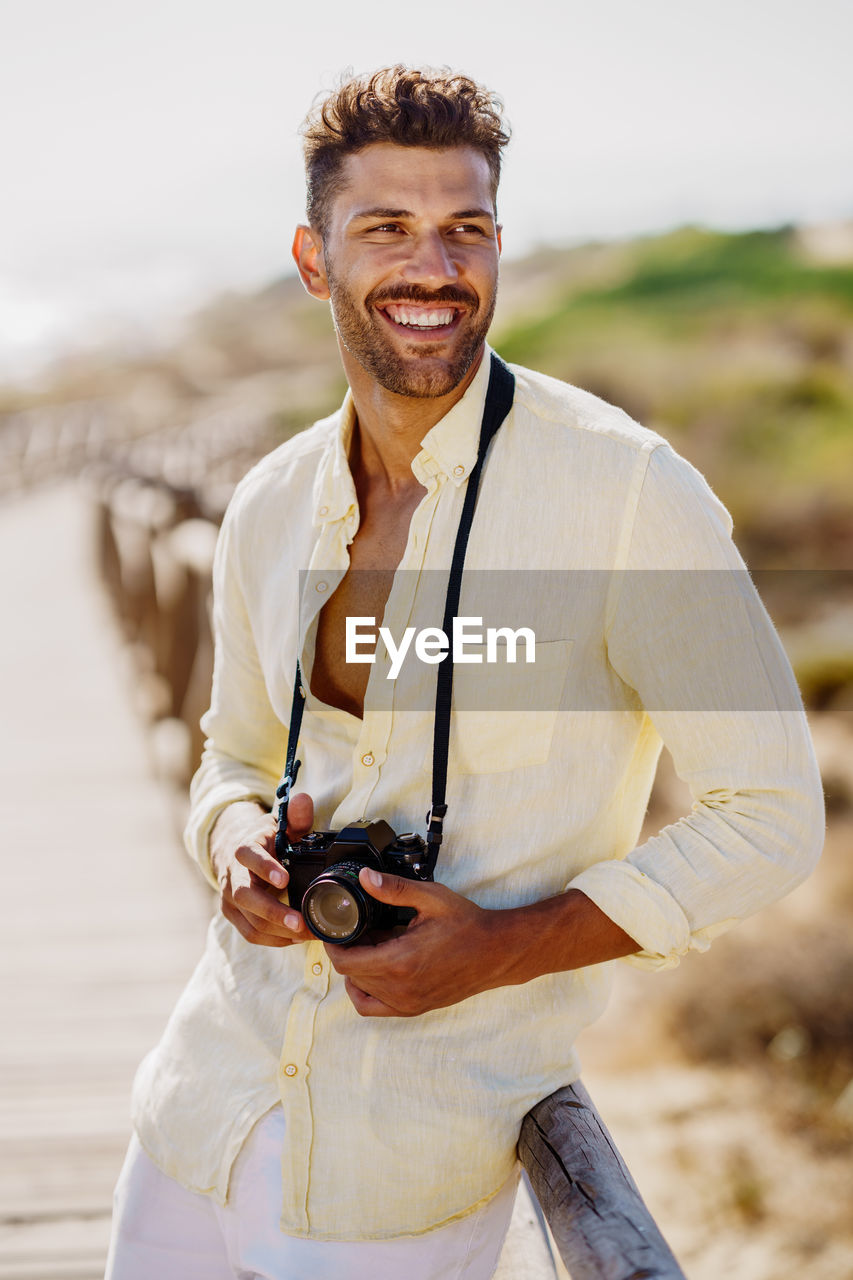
0, 1213, 110, 1280
519, 1081, 686, 1280
0, 487, 211, 1277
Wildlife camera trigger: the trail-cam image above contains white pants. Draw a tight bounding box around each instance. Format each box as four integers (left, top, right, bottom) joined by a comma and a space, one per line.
105, 1106, 519, 1280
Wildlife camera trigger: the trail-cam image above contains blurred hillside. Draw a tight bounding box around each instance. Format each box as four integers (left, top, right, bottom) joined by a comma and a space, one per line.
498, 224, 853, 564
4, 221, 851, 703
5, 221, 852, 542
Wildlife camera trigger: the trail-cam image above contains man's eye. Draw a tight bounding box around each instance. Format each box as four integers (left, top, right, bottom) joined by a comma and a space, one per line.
370, 223, 404, 234
451, 224, 488, 237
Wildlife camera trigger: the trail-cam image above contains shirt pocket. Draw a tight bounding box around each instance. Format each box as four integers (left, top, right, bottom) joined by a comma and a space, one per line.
428, 639, 574, 775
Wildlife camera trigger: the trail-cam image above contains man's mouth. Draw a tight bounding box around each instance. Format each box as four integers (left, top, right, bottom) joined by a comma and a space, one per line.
379, 302, 463, 332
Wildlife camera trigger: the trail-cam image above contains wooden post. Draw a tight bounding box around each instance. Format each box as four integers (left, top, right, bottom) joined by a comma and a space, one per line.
519, 1081, 686, 1280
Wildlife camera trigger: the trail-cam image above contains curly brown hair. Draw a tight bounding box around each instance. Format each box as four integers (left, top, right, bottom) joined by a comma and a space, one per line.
301, 66, 511, 235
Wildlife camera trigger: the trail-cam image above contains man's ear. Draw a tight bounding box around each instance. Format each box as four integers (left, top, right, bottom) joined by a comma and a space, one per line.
292, 225, 330, 300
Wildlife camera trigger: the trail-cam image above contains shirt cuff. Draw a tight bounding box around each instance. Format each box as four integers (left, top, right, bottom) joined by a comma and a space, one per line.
565, 860, 693, 971
184, 780, 275, 890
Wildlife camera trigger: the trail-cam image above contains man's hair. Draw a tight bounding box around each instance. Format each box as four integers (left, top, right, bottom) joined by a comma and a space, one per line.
301, 66, 511, 235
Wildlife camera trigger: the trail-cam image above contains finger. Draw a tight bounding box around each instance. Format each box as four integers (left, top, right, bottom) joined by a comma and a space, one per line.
286, 792, 314, 842
344, 977, 404, 1018
236, 841, 289, 890
230, 879, 307, 935
324, 931, 400, 975
244, 903, 309, 940
221, 900, 297, 948
228, 893, 308, 941
357, 867, 446, 912
253, 816, 282, 854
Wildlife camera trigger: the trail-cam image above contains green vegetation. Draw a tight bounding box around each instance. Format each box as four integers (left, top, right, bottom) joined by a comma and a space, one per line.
496, 226, 853, 555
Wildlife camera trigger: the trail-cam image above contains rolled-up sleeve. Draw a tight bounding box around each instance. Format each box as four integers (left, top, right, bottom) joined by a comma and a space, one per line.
183, 486, 288, 887
567, 442, 825, 969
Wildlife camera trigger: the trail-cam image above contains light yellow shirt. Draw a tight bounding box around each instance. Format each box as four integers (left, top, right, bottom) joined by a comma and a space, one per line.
132, 349, 823, 1240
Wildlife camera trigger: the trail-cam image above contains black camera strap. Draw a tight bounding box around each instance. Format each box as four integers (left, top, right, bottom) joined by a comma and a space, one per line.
274, 666, 307, 861
425, 352, 515, 870
276, 352, 516, 869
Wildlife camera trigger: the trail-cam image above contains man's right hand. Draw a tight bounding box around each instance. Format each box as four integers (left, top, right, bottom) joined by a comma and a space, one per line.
209, 794, 314, 946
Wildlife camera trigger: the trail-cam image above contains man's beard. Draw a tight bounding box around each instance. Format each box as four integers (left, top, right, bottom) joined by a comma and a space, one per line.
325, 266, 497, 399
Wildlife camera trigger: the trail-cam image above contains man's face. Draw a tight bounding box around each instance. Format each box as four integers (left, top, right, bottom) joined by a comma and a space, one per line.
308, 144, 501, 399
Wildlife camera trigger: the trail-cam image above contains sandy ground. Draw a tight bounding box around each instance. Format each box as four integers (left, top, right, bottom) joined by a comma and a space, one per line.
579, 789, 853, 1279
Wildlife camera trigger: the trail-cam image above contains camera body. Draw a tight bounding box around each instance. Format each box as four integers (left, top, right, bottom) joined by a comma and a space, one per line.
278, 819, 430, 946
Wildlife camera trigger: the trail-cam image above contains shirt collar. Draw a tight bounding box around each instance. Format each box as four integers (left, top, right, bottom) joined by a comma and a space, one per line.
312, 344, 495, 528
312, 393, 358, 529
414, 344, 494, 488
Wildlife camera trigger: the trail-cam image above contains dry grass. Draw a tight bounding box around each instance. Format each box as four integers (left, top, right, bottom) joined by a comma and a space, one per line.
580, 713, 853, 1279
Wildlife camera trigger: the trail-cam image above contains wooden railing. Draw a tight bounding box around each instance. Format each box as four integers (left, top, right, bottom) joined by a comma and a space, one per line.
520, 1082, 685, 1278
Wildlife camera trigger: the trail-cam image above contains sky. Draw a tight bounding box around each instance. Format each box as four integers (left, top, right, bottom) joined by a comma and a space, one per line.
2, 0, 851, 376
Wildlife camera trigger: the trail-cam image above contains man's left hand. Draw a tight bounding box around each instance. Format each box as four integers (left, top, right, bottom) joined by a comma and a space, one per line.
326, 869, 503, 1017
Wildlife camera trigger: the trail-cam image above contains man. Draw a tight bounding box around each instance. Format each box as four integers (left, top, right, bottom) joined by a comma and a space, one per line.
107, 67, 824, 1278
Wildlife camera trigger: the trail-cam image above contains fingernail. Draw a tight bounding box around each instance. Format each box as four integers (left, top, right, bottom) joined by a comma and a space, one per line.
271, 870, 285, 887
364, 868, 381, 888
284, 912, 300, 930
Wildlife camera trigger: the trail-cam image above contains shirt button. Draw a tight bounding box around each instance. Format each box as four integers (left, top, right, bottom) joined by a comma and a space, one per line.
318, 505, 329, 517
315, 580, 328, 593
283, 1063, 298, 1077
361, 752, 375, 767
312, 962, 323, 976
453, 464, 465, 478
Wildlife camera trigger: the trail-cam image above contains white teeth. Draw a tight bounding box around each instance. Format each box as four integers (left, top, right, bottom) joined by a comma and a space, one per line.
386, 306, 454, 329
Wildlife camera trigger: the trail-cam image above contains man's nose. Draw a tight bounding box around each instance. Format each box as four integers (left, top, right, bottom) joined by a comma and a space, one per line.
400, 231, 459, 286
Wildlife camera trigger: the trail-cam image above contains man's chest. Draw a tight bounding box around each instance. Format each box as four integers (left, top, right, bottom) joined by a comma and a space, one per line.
310, 487, 425, 717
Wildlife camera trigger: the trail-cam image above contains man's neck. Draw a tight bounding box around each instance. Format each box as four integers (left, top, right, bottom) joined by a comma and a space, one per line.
343, 346, 485, 493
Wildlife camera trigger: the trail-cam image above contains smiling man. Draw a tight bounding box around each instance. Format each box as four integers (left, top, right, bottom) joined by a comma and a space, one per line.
302, 145, 498, 399
106, 67, 823, 1279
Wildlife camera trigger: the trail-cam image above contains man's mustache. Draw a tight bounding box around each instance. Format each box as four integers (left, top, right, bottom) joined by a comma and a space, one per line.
367, 283, 478, 309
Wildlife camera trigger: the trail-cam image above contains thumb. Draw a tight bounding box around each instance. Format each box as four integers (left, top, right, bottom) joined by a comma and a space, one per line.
286, 792, 314, 841
359, 867, 439, 911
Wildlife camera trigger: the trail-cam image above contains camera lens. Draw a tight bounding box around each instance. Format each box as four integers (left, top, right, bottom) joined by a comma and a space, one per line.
301, 860, 374, 943
305, 880, 362, 940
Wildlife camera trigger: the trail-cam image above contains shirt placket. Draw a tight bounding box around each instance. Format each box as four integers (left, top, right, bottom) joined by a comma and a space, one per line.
330, 467, 444, 827
277, 939, 331, 1231
277, 510, 351, 1231
279, 453, 452, 1232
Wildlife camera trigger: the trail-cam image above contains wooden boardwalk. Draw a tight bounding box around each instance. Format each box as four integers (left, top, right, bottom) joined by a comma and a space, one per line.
0, 484, 211, 1279
0, 482, 564, 1279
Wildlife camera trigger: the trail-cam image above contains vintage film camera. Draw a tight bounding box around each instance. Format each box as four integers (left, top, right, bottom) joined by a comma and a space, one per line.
279, 820, 431, 946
